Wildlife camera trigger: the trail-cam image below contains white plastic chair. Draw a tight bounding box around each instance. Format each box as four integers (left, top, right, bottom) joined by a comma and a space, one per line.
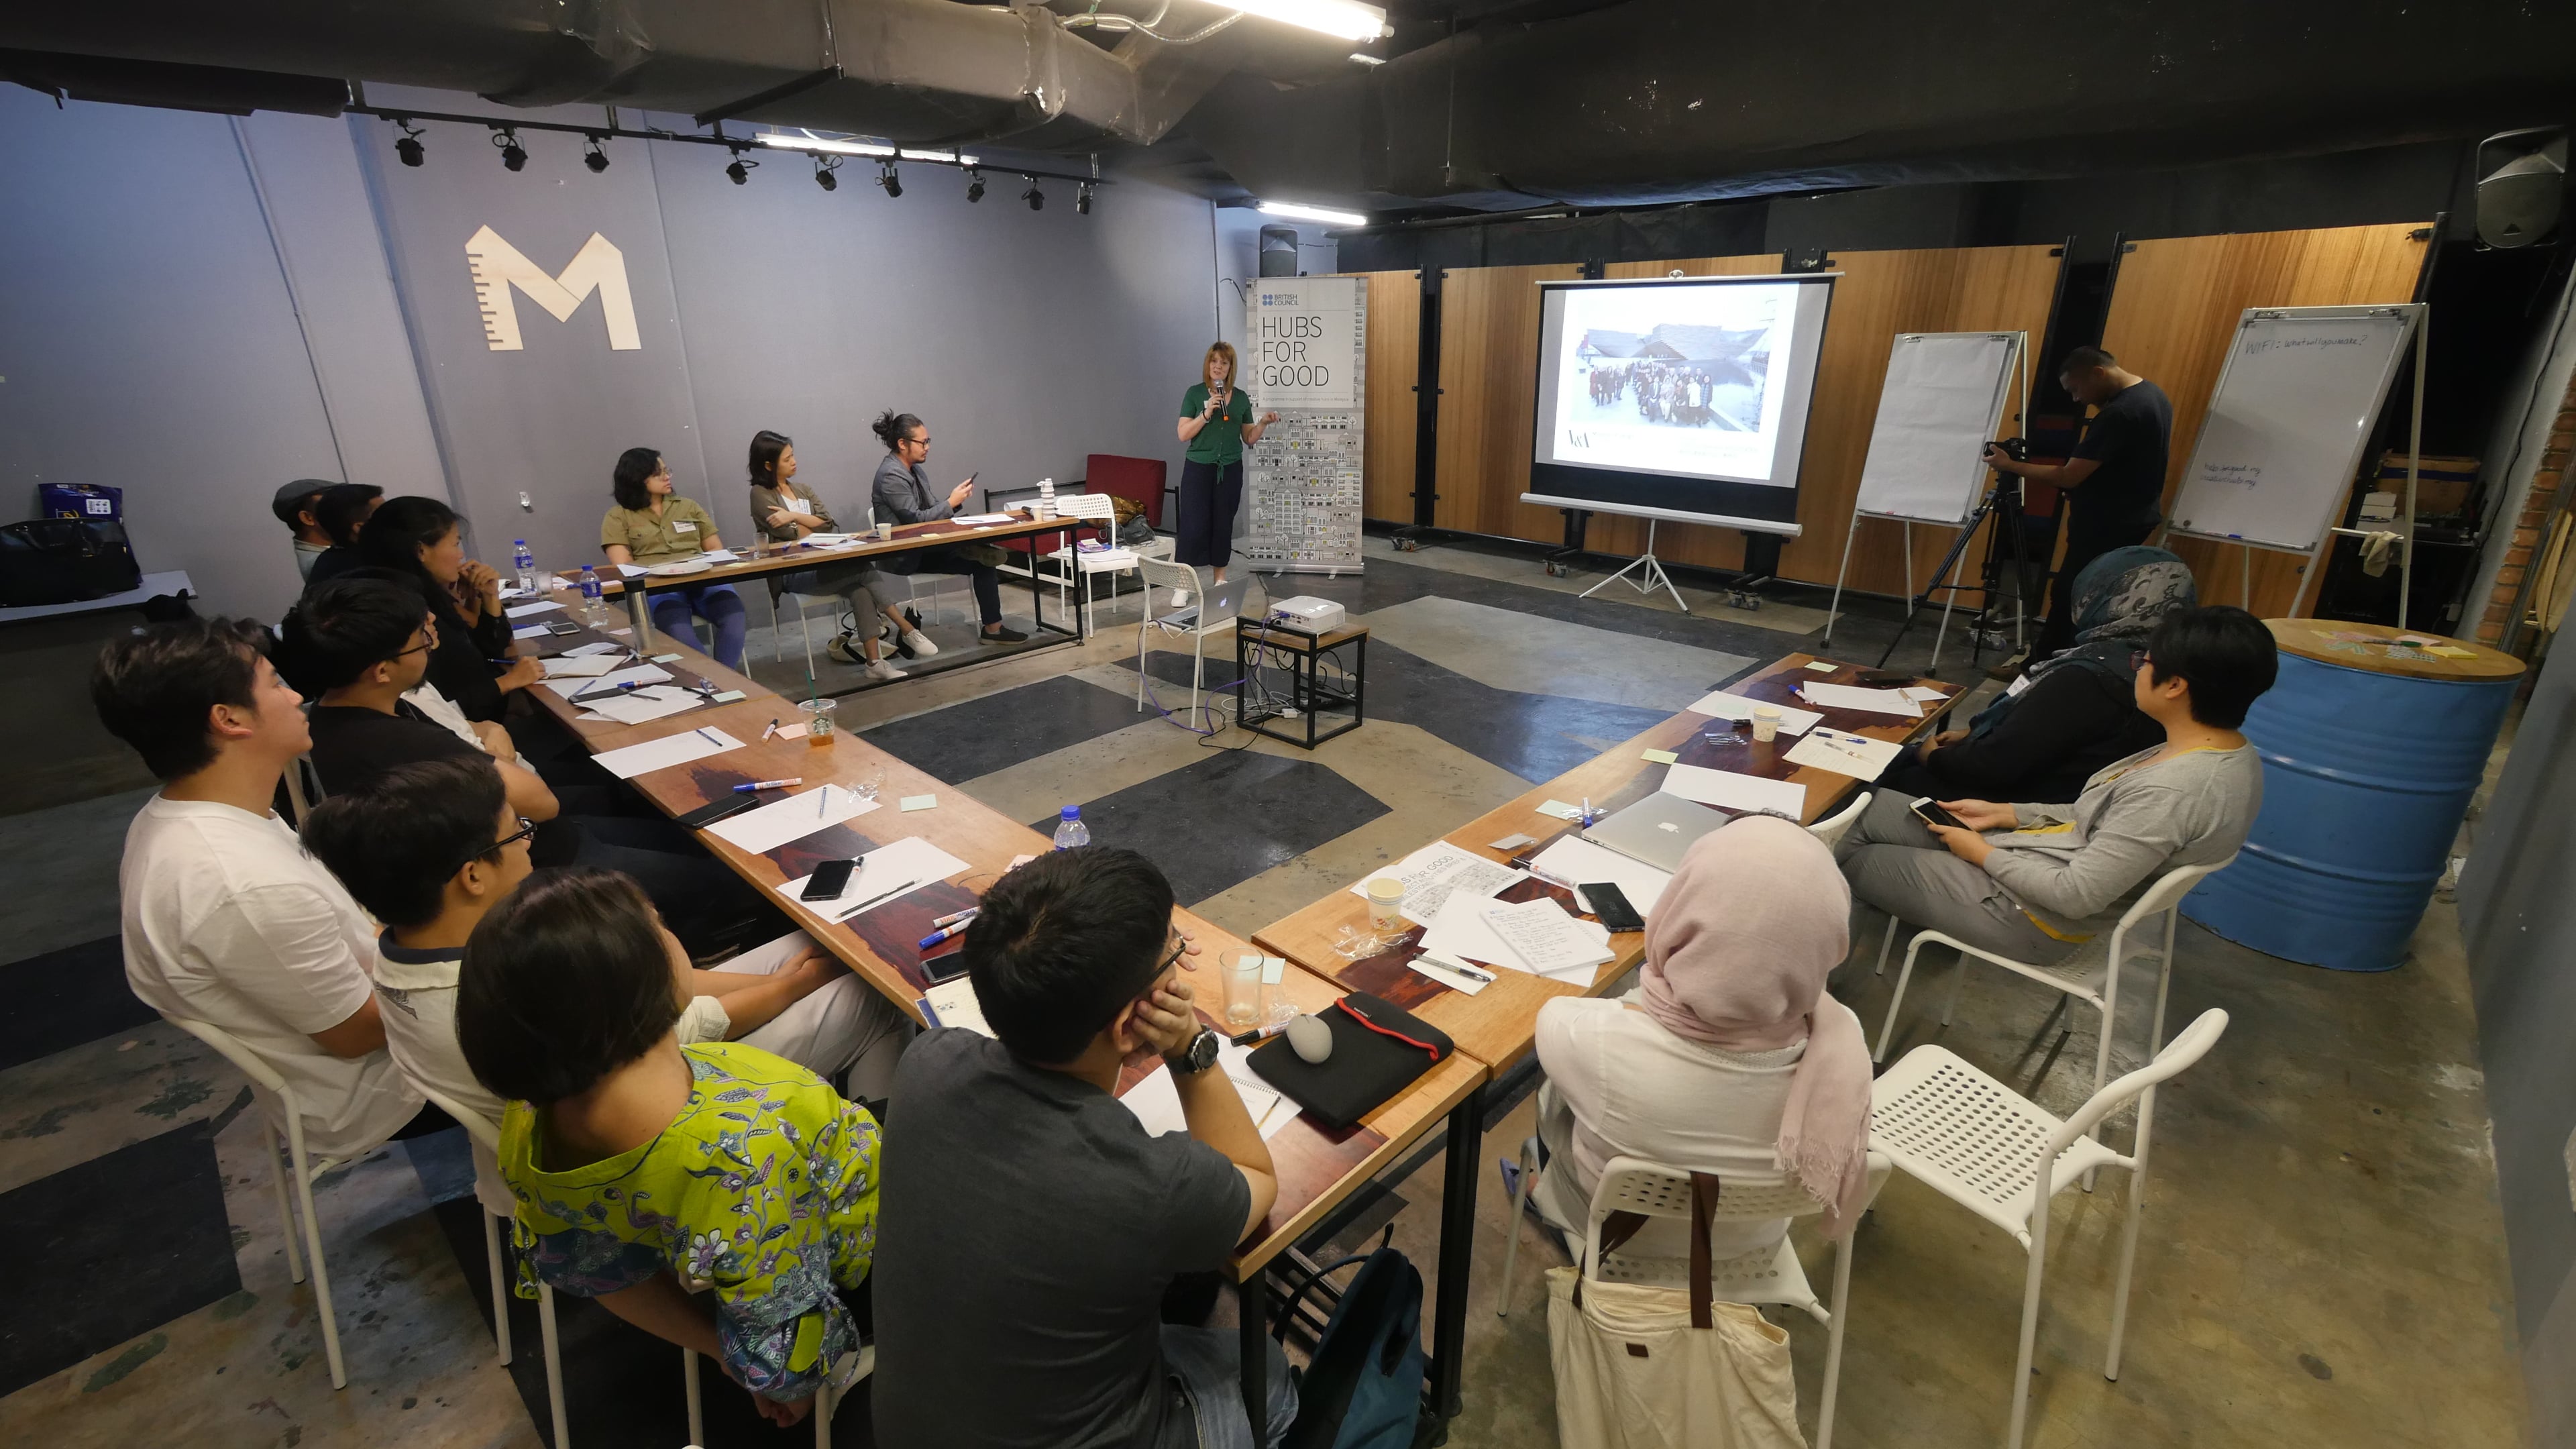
164, 1017, 354, 1389
415, 1086, 578, 1448
1870, 853, 2239, 1176
1134, 555, 1246, 729
1042, 493, 1140, 624
1805, 789, 1872, 849
1496, 1144, 1890, 1449
1868, 1008, 2230, 1449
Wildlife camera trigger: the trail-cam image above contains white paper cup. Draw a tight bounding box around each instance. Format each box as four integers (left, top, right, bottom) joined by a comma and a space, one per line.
1752, 706, 1782, 743
1364, 877, 1406, 932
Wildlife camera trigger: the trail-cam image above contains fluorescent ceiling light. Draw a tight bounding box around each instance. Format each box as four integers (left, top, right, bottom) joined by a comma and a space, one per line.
1211, 0, 1391, 42
1348, 52, 1385, 65
900, 149, 957, 163
1259, 200, 1368, 227
756, 133, 894, 158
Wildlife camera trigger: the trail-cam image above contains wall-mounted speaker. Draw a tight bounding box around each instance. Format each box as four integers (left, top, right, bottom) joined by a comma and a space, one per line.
1258, 225, 1301, 277
2475, 127, 2567, 250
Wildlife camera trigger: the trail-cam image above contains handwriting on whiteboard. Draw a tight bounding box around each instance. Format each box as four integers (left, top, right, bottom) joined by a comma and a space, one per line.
2244, 332, 2373, 355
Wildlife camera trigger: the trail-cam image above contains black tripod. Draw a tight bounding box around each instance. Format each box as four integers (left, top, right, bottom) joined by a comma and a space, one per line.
1876, 465, 2041, 671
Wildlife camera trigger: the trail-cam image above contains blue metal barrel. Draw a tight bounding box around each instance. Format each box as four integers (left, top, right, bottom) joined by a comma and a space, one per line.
2184, 623, 2522, 971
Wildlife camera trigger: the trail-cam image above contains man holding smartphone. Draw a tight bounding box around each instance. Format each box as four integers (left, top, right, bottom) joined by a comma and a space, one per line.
869, 408, 1027, 644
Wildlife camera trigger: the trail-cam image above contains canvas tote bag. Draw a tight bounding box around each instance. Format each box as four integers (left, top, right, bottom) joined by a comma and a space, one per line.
1544, 1173, 1806, 1449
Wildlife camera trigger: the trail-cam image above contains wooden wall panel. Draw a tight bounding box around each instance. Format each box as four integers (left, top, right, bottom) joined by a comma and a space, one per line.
1345, 270, 1421, 524
1432, 262, 1585, 539
2100, 223, 2432, 616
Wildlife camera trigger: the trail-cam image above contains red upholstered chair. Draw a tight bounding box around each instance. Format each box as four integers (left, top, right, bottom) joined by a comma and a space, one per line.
1081, 454, 1169, 529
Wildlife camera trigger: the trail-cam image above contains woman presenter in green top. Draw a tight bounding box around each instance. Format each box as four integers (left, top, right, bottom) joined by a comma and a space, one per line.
1174, 341, 1279, 586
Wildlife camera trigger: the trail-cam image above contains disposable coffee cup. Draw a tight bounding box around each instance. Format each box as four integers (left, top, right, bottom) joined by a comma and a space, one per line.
1752, 706, 1782, 743
874, 522, 894, 542
1364, 877, 1406, 932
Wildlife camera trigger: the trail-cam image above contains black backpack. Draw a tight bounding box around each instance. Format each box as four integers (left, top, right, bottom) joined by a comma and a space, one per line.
1278, 1246, 1430, 1449
0, 517, 142, 607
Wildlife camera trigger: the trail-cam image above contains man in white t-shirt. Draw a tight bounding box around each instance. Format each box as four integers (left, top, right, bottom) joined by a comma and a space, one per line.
94, 617, 428, 1159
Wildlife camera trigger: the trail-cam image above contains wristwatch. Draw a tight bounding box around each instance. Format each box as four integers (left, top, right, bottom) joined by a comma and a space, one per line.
1167, 1027, 1223, 1075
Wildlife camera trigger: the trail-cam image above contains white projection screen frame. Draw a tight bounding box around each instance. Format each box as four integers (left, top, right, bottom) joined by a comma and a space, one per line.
1523, 273, 1839, 536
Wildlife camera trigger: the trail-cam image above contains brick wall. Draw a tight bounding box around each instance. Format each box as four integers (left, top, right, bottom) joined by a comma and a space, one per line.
2475, 389, 2576, 646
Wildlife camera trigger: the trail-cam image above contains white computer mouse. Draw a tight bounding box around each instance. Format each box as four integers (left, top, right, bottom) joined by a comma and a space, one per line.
1285, 1012, 1334, 1065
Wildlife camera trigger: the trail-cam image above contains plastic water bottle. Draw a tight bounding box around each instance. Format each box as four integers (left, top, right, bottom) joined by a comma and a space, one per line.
512, 539, 537, 595
578, 564, 604, 621
1051, 806, 1090, 850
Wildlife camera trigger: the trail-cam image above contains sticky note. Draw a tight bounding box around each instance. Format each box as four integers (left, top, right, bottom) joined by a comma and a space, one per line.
1260, 957, 1287, 985
710, 690, 747, 702
1804, 660, 1838, 673
773, 721, 810, 741
651, 653, 683, 663
1641, 748, 1680, 764
1537, 800, 1582, 820
900, 794, 937, 812
1489, 832, 1537, 852
2425, 645, 2477, 659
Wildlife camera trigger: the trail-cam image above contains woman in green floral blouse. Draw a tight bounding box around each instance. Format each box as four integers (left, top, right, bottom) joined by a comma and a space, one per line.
457, 867, 882, 1426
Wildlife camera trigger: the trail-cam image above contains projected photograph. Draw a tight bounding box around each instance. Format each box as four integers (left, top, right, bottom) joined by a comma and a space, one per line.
1543, 281, 1806, 486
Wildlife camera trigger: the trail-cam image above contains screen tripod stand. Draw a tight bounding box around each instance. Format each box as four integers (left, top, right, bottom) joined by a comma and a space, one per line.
1874, 461, 2043, 671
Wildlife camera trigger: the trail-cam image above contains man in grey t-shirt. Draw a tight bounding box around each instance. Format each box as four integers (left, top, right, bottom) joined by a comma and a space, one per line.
872, 847, 1294, 1449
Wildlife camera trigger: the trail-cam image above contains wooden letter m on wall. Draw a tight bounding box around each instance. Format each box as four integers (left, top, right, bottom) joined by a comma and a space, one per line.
465, 225, 642, 351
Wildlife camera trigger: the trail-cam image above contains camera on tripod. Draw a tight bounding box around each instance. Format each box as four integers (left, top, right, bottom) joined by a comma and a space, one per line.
1986, 436, 2032, 466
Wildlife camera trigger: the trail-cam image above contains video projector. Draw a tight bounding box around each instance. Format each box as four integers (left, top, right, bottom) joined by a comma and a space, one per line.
1267, 596, 1348, 634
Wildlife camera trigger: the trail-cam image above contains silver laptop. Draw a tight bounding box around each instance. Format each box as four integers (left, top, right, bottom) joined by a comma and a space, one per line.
1163, 574, 1260, 627
1581, 793, 1733, 873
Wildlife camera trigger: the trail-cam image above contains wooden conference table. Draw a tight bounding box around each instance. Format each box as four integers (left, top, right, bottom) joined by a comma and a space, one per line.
590, 508, 1102, 690
509, 609, 1487, 1439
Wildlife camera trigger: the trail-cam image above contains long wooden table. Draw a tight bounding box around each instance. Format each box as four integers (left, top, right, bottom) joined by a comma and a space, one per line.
509, 614, 1489, 1439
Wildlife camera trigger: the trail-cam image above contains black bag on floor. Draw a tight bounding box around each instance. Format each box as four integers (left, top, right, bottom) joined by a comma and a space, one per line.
1279, 1247, 1430, 1449
0, 517, 142, 606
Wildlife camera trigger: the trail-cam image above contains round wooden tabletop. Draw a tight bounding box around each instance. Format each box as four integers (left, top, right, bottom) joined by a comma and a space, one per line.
2265, 619, 2526, 683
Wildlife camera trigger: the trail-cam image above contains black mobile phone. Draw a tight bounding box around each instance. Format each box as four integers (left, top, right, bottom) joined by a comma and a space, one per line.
922, 949, 971, 984
800, 859, 857, 902
677, 795, 761, 830
544, 620, 580, 635
1911, 798, 1967, 831
1856, 669, 1915, 688
1581, 882, 1646, 934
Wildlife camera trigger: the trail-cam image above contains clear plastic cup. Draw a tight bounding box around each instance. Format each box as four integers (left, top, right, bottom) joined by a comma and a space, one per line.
1752, 705, 1782, 743
1364, 877, 1406, 933
849, 762, 885, 801
1222, 949, 1266, 1030
799, 698, 837, 746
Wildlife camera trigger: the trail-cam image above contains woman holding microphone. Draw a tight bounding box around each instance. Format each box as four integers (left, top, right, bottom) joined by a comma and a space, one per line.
1174, 341, 1279, 586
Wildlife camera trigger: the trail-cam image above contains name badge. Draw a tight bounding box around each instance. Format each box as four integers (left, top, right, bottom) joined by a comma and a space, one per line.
674, 520, 698, 533
786, 498, 812, 515
2005, 672, 2033, 697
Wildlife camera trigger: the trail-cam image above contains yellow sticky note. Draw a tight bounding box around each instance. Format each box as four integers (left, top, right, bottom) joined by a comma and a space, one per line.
1641, 749, 1680, 765
2425, 645, 2477, 659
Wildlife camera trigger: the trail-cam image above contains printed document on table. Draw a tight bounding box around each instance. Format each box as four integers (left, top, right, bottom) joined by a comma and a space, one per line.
1683, 690, 1823, 737
504, 600, 564, 619
1481, 898, 1615, 978
543, 663, 674, 698
592, 727, 744, 780
576, 686, 706, 727
1796, 682, 1923, 718
774, 836, 972, 922
1529, 835, 1674, 916
705, 783, 883, 855
540, 654, 621, 678
951, 513, 1016, 526
1661, 762, 1808, 819
1782, 728, 1904, 781
1344, 841, 1527, 927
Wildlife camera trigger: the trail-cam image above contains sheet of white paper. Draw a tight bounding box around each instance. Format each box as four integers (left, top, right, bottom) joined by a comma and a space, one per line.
1660, 762, 1809, 818
1417, 892, 1609, 984
1216, 1043, 1300, 1140
540, 654, 621, 678
614, 563, 649, 578
1406, 955, 1493, 995
1343, 841, 1527, 927
705, 784, 883, 855
1123, 1053, 1295, 1140
512, 624, 552, 640
592, 726, 745, 780
1684, 690, 1823, 737
1797, 682, 1923, 718
951, 512, 1014, 526
564, 640, 623, 658
921, 976, 996, 1038
578, 686, 707, 726
504, 600, 564, 619
695, 549, 740, 565
1782, 727, 1904, 782
543, 663, 675, 699
1481, 898, 1616, 977
1530, 835, 1673, 915
774, 836, 973, 922
1901, 686, 1948, 702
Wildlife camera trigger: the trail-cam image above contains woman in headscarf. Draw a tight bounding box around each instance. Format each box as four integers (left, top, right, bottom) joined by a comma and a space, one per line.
1524, 816, 1876, 1256
1880, 545, 2195, 806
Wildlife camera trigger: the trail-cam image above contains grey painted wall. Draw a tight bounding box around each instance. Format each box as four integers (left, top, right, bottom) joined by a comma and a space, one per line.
2459, 640, 2576, 1445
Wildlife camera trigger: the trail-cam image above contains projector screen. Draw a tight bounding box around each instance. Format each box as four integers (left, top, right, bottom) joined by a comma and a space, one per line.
1525, 274, 1837, 535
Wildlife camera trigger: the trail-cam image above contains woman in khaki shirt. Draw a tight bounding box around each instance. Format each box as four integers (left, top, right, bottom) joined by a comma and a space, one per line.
600, 447, 748, 669
748, 429, 936, 682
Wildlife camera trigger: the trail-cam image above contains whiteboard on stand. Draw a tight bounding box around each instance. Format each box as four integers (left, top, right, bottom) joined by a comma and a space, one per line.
1851, 332, 2021, 527
2167, 307, 2418, 553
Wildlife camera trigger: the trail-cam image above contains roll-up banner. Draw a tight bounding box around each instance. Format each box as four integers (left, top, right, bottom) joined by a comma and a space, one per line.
1242, 277, 1366, 573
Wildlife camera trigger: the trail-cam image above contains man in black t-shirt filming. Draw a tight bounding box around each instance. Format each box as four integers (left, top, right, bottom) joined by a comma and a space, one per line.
1983, 345, 2176, 667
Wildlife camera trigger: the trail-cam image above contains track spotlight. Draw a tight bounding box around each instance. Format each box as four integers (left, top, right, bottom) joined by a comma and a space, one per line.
583, 135, 609, 173
877, 160, 902, 199
965, 168, 986, 203
493, 127, 527, 172
1077, 181, 1094, 215
1023, 179, 1044, 211
726, 149, 756, 185
394, 120, 425, 168
814, 155, 841, 191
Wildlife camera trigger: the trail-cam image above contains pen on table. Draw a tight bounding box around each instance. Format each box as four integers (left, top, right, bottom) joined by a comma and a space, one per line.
694, 727, 722, 746
761, 718, 780, 741
930, 906, 981, 928
918, 918, 977, 949
1434, 958, 1496, 984
572, 678, 640, 702
733, 777, 802, 794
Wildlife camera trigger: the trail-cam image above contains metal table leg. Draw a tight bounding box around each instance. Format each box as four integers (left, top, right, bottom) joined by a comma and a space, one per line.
1429, 1081, 1486, 1419
1238, 1273, 1269, 1442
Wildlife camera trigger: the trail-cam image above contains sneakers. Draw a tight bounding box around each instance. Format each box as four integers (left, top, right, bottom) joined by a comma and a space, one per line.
979, 623, 1030, 643
826, 633, 865, 666
902, 629, 939, 657
863, 657, 907, 682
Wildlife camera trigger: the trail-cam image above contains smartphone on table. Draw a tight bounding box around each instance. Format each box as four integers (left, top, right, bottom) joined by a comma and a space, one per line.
1910, 798, 1968, 831
801, 858, 857, 902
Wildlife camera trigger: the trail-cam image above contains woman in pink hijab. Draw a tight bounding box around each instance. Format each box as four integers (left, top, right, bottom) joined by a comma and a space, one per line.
1527, 815, 1878, 1257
